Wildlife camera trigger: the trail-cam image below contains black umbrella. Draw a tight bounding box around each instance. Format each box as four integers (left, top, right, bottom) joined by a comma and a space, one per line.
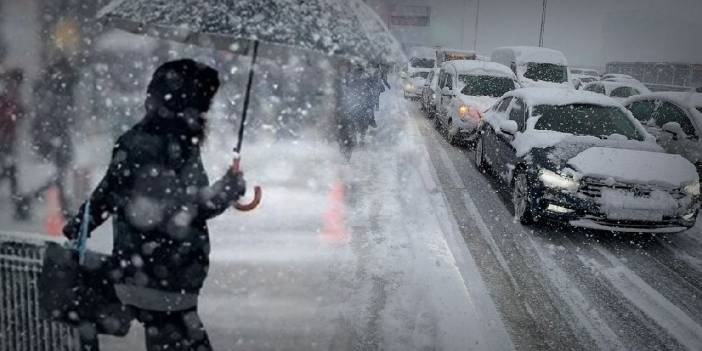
98, 0, 405, 210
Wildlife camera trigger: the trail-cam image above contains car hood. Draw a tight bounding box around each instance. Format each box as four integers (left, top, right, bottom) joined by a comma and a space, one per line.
566, 147, 698, 187
457, 94, 499, 112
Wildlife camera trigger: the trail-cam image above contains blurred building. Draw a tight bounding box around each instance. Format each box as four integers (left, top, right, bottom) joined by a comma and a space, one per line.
364, 0, 480, 53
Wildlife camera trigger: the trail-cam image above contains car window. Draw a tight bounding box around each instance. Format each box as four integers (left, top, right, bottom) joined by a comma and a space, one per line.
426, 71, 434, 82
438, 71, 446, 88
610, 86, 640, 98
627, 100, 656, 122
533, 104, 644, 141
496, 96, 513, 112
508, 98, 527, 130
584, 84, 605, 94
653, 101, 697, 136
523, 63, 568, 83
459, 75, 515, 97
446, 74, 453, 90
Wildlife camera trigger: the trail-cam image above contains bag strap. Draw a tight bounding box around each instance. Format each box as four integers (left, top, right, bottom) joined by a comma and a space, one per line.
74, 200, 90, 265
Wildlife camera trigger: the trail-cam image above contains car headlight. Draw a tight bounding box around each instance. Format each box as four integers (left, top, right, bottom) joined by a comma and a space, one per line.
406, 83, 415, 90
683, 181, 700, 196
539, 169, 579, 192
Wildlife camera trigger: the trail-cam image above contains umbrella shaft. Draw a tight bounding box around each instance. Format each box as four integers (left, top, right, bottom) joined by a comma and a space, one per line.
236, 40, 260, 153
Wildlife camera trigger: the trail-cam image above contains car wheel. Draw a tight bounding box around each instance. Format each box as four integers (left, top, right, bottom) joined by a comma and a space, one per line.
513, 171, 535, 225
474, 134, 488, 172
434, 114, 443, 132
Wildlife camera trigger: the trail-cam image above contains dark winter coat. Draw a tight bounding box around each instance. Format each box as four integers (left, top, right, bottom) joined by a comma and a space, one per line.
65, 60, 245, 296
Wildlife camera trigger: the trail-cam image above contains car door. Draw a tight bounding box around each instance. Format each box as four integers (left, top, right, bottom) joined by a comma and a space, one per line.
650, 101, 700, 162
496, 98, 527, 180
422, 70, 434, 106
439, 71, 455, 121
482, 96, 513, 169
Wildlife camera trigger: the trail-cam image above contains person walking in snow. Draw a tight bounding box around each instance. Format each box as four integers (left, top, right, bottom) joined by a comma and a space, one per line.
0, 68, 26, 219
31, 54, 79, 216
63, 59, 247, 351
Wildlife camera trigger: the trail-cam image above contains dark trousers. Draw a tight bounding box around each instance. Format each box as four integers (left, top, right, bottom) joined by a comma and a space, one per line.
80, 307, 212, 351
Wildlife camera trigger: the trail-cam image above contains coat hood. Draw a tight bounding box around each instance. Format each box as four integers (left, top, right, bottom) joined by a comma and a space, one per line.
143, 59, 220, 137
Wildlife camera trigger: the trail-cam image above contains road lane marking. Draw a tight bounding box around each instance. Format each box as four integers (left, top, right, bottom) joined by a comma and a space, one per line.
587, 246, 702, 350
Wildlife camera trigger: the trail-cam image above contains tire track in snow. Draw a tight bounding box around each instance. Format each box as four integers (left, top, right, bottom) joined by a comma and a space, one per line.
585, 246, 702, 350
413, 112, 584, 350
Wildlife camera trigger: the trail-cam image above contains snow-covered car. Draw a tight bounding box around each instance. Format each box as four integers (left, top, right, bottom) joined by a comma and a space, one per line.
624, 92, 702, 176
475, 88, 700, 233
582, 80, 651, 102
403, 70, 429, 99
571, 68, 600, 78
491, 46, 573, 89
420, 68, 441, 117
601, 73, 635, 81
434, 60, 517, 144
571, 75, 598, 90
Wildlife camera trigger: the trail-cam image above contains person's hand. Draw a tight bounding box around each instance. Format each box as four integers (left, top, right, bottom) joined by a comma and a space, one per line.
62, 218, 80, 240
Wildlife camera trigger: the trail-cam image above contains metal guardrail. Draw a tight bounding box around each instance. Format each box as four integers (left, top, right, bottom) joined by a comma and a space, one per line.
0, 231, 80, 351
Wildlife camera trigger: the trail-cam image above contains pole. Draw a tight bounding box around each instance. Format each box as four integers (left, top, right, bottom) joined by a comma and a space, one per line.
538, 0, 547, 47
472, 0, 480, 51
236, 40, 260, 153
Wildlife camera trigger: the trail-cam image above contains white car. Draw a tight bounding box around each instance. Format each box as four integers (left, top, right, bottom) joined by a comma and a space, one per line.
420, 68, 441, 117
491, 46, 573, 89
403, 70, 430, 99
571, 68, 600, 78
434, 60, 518, 145
571, 75, 598, 90
624, 92, 702, 177
582, 80, 651, 103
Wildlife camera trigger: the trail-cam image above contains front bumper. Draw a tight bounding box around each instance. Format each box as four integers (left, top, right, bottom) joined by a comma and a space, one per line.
452, 117, 481, 140
533, 187, 699, 233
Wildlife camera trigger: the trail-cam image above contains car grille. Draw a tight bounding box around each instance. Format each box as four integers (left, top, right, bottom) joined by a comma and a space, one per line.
579, 177, 686, 199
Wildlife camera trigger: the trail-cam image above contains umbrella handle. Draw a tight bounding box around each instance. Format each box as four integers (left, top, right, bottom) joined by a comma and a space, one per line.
234, 186, 262, 212
231, 157, 263, 212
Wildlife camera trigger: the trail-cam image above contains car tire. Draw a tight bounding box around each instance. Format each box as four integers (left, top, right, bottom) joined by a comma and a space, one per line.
434, 114, 443, 132
513, 171, 536, 225
474, 133, 488, 172
447, 120, 459, 145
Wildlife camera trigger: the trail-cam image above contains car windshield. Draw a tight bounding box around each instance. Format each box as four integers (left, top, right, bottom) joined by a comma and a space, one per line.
458, 75, 515, 97
410, 57, 435, 68
610, 86, 640, 98
533, 104, 644, 140
411, 72, 429, 79
524, 63, 568, 83
697, 107, 702, 114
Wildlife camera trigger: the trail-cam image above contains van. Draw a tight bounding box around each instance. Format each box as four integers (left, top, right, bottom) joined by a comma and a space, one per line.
491, 46, 572, 89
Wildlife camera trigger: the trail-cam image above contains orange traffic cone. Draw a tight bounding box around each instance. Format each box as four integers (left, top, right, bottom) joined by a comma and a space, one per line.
320, 180, 350, 244
43, 186, 65, 236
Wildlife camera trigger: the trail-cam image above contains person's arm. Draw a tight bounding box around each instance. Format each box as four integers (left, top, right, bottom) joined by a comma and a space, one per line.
63, 141, 132, 239
195, 164, 246, 220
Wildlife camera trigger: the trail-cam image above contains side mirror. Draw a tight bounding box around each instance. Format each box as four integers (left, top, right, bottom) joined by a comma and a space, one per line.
662, 122, 686, 140
499, 120, 519, 135
400, 71, 408, 79
441, 87, 454, 97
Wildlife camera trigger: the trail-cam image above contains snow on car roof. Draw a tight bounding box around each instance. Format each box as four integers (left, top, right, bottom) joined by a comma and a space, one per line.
441, 60, 515, 78
583, 81, 651, 94
507, 87, 623, 107
493, 46, 568, 65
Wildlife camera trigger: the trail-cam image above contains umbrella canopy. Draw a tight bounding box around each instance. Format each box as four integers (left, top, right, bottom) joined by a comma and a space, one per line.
98, 0, 405, 65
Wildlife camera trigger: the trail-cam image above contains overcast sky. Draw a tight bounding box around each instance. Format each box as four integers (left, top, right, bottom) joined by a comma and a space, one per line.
381, 0, 702, 67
